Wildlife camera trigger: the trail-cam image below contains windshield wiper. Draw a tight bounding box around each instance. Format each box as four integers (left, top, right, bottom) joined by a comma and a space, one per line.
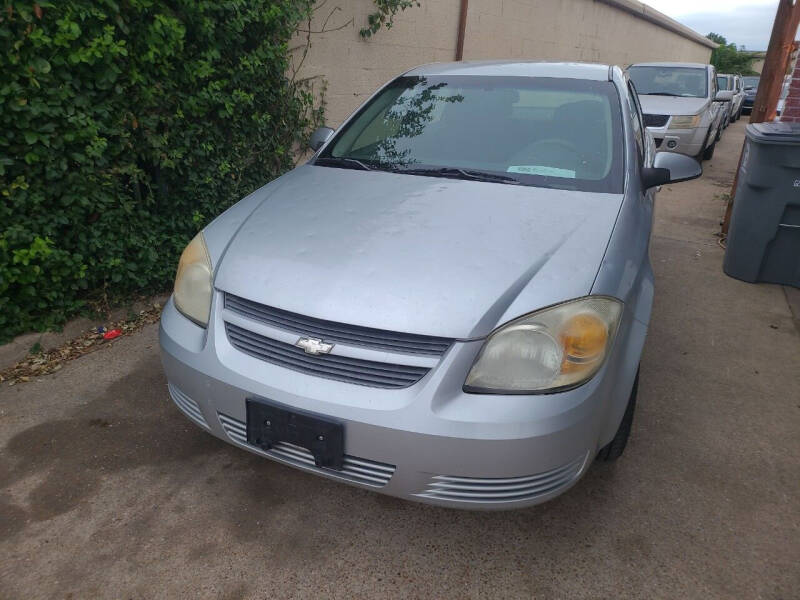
394, 166, 521, 185
315, 156, 374, 171
644, 92, 683, 97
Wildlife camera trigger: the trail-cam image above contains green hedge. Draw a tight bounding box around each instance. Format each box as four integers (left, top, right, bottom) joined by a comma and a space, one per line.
0, 0, 321, 342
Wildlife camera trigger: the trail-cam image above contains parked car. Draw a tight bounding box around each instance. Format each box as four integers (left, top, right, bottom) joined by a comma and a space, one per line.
716, 74, 733, 128
627, 62, 730, 160
160, 61, 701, 510
732, 74, 745, 120
718, 73, 745, 122
742, 75, 760, 114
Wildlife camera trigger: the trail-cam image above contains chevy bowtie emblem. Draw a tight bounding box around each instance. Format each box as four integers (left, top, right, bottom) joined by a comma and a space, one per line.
295, 337, 335, 355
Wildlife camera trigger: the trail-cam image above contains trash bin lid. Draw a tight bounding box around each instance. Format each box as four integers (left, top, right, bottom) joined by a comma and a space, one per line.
746, 121, 800, 145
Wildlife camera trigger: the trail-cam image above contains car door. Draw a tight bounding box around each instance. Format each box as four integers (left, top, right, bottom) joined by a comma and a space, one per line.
709, 68, 723, 135
734, 76, 743, 112
625, 78, 656, 215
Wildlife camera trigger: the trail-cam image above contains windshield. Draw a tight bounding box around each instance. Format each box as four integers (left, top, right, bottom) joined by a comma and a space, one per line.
743, 76, 759, 90
628, 66, 708, 98
717, 75, 731, 91
317, 75, 623, 193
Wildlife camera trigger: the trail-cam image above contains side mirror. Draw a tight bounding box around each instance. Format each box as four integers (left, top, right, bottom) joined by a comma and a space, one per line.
715, 90, 734, 102
309, 126, 334, 151
642, 152, 702, 189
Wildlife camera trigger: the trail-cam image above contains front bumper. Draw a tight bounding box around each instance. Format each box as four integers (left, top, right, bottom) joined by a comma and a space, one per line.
159, 292, 640, 510
648, 124, 709, 157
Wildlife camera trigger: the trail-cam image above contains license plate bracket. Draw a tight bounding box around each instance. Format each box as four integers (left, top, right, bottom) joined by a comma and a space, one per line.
246, 399, 344, 470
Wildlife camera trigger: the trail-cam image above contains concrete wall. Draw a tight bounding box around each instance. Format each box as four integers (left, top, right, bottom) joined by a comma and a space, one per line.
463, 0, 713, 66
291, 1, 461, 125
294, 0, 714, 127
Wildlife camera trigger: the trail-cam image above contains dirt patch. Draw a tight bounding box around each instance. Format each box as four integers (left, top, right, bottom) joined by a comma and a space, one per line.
0, 303, 163, 386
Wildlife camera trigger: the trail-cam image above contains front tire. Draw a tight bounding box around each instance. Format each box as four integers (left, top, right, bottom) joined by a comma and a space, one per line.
597, 369, 639, 462
703, 141, 716, 160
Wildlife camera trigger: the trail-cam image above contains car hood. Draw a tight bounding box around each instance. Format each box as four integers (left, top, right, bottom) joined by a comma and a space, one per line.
639, 95, 709, 116
213, 165, 623, 339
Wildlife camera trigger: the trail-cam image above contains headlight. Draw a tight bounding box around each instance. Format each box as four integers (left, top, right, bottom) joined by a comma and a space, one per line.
669, 114, 701, 129
173, 232, 213, 327
464, 297, 623, 394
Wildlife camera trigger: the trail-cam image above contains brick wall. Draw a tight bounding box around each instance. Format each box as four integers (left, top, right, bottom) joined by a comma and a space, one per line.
781, 63, 800, 122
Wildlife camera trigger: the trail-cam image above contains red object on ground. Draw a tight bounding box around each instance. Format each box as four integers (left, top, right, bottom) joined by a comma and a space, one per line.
103, 329, 122, 340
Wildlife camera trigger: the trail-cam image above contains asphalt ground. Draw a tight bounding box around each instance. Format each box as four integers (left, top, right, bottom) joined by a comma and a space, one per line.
1, 120, 799, 599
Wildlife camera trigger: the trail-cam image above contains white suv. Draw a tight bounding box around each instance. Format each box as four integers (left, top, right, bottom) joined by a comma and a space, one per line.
628, 62, 731, 161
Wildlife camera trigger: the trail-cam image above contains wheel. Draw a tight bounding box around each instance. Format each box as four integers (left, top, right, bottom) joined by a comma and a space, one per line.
597, 369, 639, 462
702, 141, 716, 160
715, 125, 722, 141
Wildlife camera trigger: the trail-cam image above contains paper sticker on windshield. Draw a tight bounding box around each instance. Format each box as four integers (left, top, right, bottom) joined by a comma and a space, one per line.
507, 165, 576, 178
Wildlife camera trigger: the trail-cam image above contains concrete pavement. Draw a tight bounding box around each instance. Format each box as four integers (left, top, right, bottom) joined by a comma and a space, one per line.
1, 120, 799, 599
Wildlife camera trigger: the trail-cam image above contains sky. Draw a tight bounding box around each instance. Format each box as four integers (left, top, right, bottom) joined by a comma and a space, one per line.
645, 0, 781, 50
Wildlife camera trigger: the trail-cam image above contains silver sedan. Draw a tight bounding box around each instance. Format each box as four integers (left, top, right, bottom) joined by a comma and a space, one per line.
160, 61, 701, 509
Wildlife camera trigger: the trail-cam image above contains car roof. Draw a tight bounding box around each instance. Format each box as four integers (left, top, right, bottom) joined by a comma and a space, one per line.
629, 62, 709, 69
403, 61, 612, 81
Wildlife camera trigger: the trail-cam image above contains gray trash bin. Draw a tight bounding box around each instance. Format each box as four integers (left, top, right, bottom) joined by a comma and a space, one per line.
723, 122, 800, 288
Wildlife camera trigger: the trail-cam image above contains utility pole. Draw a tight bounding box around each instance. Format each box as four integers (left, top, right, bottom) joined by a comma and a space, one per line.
721, 0, 800, 235
750, 3, 800, 123
455, 0, 469, 61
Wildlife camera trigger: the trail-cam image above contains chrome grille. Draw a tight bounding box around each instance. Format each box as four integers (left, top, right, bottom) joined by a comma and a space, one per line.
416, 453, 587, 504
644, 113, 669, 127
168, 383, 209, 429
226, 322, 429, 389
224, 293, 452, 356
218, 413, 395, 487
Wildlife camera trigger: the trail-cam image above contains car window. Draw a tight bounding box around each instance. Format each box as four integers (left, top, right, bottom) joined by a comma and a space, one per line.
320, 75, 624, 193
743, 76, 759, 90
628, 66, 708, 98
626, 81, 644, 163
717, 76, 731, 91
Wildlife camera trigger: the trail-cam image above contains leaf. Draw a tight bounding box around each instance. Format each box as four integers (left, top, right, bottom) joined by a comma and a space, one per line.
31, 57, 51, 74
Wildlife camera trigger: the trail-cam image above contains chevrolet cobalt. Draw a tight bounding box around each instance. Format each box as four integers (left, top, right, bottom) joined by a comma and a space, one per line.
160, 62, 701, 509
